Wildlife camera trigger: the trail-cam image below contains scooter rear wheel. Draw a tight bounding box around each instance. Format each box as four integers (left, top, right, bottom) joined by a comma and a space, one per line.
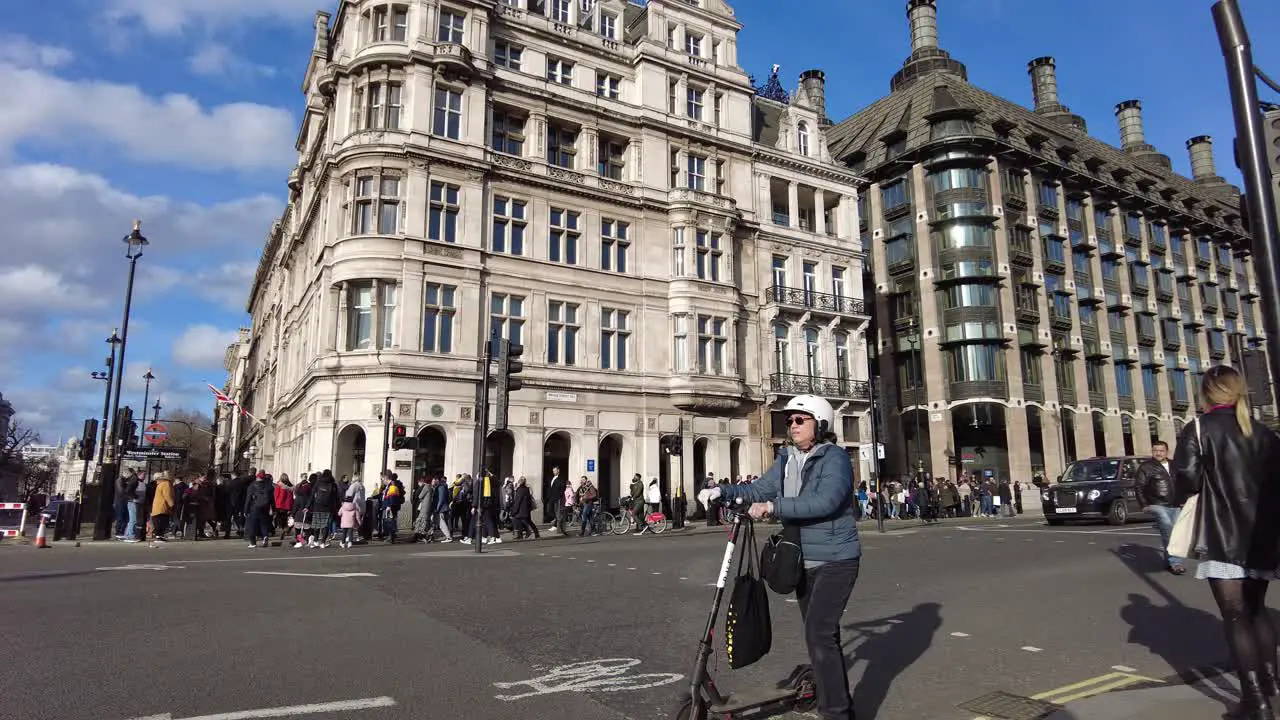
674, 697, 708, 720
791, 668, 818, 712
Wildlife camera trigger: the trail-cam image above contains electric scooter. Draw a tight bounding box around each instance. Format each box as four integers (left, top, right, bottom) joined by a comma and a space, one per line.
674, 508, 817, 719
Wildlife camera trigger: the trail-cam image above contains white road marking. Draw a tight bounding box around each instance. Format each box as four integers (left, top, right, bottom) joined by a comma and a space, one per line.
164, 554, 372, 565
886, 619, 903, 625
679, 577, 688, 580
607, 563, 616, 567
785, 598, 798, 603
1112, 665, 1138, 672
705, 583, 717, 587
956, 527, 1159, 537
651, 572, 661, 575
567, 557, 576, 560
1022, 646, 1043, 653
244, 572, 378, 578
538, 553, 546, 556
551, 555, 561, 558
97, 564, 182, 571
586, 559, 595, 563
950, 632, 970, 638
627, 567, 637, 571
123, 696, 396, 720
493, 658, 683, 701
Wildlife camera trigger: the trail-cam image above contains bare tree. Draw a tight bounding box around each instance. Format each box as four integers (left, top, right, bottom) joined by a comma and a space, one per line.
0, 421, 40, 501
19, 456, 59, 498
149, 408, 215, 479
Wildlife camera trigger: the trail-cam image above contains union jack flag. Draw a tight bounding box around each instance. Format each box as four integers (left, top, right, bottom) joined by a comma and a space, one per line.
207, 383, 252, 419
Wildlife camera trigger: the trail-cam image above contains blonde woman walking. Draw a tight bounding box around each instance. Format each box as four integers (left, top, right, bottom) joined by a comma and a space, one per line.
1173, 365, 1280, 719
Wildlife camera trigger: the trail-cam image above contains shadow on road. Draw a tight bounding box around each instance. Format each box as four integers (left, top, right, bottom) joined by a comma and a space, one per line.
1111, 543, 1241, 708
0, 570, 101, 584
842, 602, 942, 719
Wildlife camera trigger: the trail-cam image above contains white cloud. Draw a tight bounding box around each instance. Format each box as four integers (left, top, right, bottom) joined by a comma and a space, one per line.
188, 43, 277, 79
0, 34, 73, 69
105, 0, 318, 34
0, 162, 278, 362
0, 62, 295, 172
172, 325, 238, 369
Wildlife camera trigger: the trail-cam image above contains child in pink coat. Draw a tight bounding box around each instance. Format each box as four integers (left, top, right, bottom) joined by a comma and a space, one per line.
338, 500, 361, 549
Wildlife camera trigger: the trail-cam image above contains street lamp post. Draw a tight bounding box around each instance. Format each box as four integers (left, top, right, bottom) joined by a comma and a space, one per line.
139, 369, 155, 446
93, 221, 149, 541
92, 330, 121, 466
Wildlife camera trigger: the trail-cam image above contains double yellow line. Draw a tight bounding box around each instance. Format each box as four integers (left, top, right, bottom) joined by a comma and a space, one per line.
972, 670, 1164, 719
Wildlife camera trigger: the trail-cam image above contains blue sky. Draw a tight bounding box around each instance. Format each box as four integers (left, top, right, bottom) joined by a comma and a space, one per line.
1, 0, 1276, 444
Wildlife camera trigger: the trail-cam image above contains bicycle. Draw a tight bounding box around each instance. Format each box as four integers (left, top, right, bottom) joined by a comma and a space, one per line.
615, 507, 669, 535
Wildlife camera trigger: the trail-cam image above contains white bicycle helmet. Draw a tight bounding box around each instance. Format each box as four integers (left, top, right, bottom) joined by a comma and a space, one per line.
782, 394, 835, 435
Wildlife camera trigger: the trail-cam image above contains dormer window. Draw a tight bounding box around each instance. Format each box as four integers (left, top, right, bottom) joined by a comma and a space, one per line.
797, 122, 810, 156
685, 32, 703, 57
601, 13, 617, 39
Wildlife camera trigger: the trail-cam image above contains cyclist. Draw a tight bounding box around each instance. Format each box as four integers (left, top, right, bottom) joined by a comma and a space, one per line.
697, 394, 860, 720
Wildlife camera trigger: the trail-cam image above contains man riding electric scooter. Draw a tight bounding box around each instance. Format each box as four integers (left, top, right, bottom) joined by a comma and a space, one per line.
698, 394, 861, 720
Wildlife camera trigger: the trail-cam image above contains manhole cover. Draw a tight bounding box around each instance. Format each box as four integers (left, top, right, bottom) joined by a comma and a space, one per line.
957, 691, 1062, 720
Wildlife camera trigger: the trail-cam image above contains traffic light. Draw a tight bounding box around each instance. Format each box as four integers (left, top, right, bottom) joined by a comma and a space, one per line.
78, 418, 98, 460
493, 339, 524, 431
391, 424, 409, 450
116, 406, 137, 451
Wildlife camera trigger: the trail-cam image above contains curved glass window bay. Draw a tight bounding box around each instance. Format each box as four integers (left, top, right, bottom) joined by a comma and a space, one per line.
940, 260, 995, 280
929, 167, 986, 193
935, 201, 990, 221
947, 344, 1005, 381
945, 320, 1001, 342
934, 223, 993, 249
943, 283, 998, 309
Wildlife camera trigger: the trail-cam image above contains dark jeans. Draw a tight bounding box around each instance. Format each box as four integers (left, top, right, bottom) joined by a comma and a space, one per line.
796, 557, 861, 720
245, 509, 271, 545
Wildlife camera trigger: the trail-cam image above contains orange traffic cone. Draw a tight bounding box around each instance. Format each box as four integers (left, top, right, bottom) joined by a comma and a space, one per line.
33, 516, 49, 549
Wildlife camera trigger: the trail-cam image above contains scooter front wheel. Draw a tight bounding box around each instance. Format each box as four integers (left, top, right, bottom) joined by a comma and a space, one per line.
674, 696, 708, 720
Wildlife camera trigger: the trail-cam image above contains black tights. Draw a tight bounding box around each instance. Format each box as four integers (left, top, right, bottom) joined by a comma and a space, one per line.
1210, 578, 1277, 673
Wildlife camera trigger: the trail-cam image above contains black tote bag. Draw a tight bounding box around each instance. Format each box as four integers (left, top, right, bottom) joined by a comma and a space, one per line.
724, 520, 772, 669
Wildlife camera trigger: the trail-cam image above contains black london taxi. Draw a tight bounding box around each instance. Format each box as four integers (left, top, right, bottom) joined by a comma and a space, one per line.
1040, 456, 1153, 526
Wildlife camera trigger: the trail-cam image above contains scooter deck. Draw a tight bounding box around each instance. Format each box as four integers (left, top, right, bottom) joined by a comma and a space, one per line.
707, 686, 802, 714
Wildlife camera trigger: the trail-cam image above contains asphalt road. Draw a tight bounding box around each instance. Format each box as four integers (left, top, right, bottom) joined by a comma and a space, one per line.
0, 514, 1243, 720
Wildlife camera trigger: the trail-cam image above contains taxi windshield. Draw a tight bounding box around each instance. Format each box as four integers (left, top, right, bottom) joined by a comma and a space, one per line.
1060, 458, 1121, 483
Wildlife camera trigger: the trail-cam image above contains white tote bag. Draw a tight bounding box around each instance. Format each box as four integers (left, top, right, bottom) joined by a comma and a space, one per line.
1166, 418, 1202, 559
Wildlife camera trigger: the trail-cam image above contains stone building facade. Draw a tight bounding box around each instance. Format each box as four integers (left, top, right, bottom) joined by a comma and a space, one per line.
229, 0, 868, 507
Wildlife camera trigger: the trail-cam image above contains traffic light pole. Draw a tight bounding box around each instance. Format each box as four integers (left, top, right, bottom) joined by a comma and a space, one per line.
472, 339, 494, 554
380, 398, 392, 477
1214, 0, 1280, 397
868, 376, 886, 534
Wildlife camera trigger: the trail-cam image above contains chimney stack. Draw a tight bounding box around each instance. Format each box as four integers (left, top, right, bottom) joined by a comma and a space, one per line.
1025, 57, 1087, 132
1114, 100, 1147, 150
1027, 57, 1061, 112
313, 11, 331, 57
799, 70, 828, 124
1187, 135, 1228, 185
890, 0, 966, 91
907, 0, 939, 55
1113, 100, 1171, 168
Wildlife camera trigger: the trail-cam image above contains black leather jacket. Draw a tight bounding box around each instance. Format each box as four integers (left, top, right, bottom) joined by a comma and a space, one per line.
1134, 459, 1173, 506
1172, 406, 1280, 568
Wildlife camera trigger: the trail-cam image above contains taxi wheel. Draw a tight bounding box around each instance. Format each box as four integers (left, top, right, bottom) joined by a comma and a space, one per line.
1107, 500, 1128, 526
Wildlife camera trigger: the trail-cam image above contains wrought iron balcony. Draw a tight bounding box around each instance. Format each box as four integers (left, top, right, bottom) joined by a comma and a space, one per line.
769, 373, 870, 400
768, 285, 867, 317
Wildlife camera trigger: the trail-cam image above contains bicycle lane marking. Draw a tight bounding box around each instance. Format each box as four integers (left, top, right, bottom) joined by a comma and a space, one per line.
492, 658, 684, 701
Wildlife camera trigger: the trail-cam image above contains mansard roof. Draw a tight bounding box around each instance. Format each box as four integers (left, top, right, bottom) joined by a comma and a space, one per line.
827, 72, 1247, 243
